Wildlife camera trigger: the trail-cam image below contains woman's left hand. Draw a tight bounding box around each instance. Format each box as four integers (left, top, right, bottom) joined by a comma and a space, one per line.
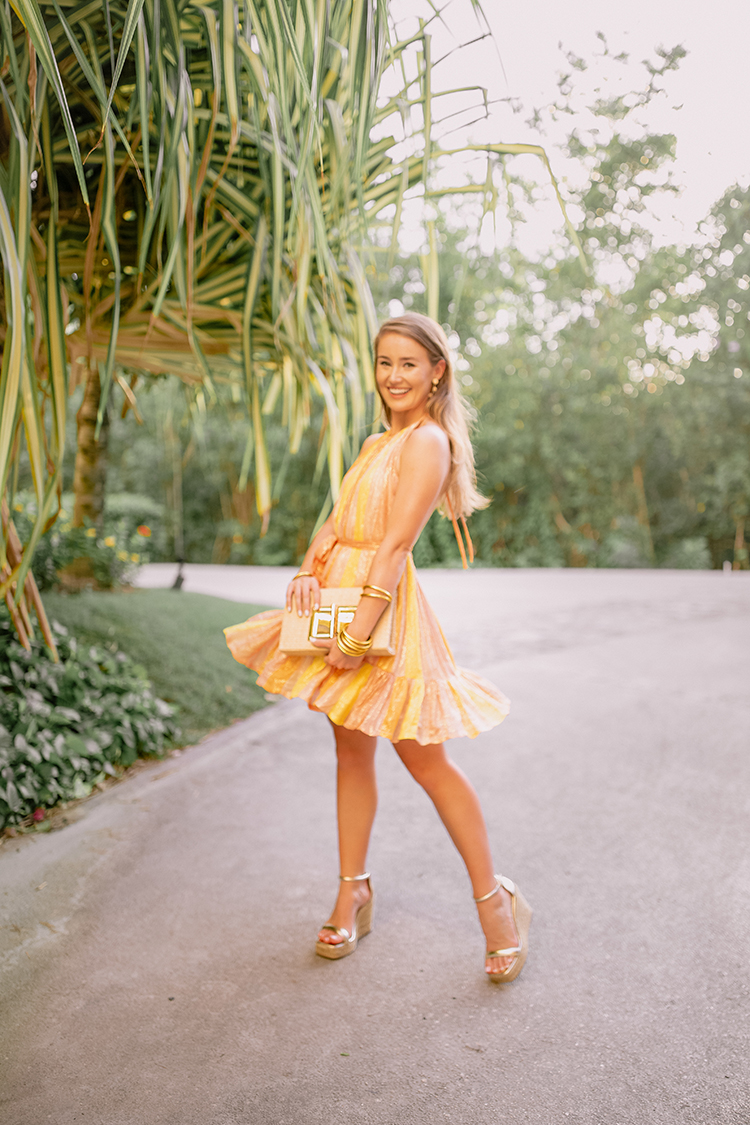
310, 638, 365, 671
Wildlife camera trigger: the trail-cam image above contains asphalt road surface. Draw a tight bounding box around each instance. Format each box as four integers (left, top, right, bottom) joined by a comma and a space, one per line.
1, 567, 748, 1125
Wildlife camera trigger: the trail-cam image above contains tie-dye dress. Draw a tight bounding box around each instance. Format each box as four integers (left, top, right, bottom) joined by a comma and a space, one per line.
224, 422, 509, 745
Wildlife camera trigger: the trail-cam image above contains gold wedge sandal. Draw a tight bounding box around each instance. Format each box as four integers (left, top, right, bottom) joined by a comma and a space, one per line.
315, 872, 374, 961
474, 874, 532, 983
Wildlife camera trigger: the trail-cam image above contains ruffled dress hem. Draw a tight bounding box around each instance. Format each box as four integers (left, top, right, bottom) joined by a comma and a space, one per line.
224, 610, 509, 746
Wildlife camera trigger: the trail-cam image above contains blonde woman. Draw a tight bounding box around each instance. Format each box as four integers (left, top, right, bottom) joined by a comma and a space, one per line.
225, 313, 531, 982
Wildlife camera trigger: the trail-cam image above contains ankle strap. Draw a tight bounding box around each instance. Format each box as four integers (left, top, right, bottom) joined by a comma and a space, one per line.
340, 872, 370, 882
474, 874, 514, 902
474, 881, 499, 903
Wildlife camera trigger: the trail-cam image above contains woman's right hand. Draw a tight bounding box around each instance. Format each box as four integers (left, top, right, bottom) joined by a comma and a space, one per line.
286, 573, 321, 618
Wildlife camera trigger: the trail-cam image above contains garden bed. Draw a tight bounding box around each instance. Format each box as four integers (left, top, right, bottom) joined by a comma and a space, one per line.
1, 589, 271, 831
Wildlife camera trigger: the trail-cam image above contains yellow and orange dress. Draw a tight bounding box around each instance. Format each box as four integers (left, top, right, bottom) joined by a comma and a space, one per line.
224, 423, 509, 745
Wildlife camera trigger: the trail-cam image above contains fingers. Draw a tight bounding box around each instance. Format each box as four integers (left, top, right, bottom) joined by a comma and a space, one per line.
285, 578, 298, 613
285, 576, 321, 616
301, 578, 314, 618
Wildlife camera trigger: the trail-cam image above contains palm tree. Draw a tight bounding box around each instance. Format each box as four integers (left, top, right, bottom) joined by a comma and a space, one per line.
0, 0, 581, 650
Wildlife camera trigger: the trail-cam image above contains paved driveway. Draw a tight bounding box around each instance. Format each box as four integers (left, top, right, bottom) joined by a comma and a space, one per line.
1, 567, 748, 1124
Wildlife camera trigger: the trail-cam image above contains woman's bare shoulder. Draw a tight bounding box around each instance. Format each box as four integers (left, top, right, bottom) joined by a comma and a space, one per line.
403, 421, 450, 460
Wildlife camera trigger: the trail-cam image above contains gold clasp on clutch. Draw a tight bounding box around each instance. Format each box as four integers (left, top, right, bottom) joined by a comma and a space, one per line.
309, 606, 334, 640
308, 604, 357, 641
334, 606, 356, 631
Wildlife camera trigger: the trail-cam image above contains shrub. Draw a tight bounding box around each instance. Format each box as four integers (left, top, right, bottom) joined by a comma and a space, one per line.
0, 610, 180, 829
660, 537, 712, 569
11, 492, 159, 590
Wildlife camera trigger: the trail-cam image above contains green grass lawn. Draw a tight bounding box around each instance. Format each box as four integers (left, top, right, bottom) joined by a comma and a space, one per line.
43, 589, 273, 745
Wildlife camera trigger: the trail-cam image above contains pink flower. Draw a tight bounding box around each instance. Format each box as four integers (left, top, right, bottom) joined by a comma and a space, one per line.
32, 808, 45, 822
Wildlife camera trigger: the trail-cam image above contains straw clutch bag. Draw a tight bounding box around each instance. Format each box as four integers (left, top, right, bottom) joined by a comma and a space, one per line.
279, 586, 395, 656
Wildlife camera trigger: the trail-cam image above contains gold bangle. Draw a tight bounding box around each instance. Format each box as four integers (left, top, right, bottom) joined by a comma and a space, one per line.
362, 583, 392, 603
336, 626, 373, 657
336, 631, 359, 656
293, 571, 315, 580
337, 627, 372, 656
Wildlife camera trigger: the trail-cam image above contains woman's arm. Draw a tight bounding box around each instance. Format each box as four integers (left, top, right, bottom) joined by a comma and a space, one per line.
285, 513, 335, 616
301, 512, 336, 574
324, 424, 450, 668
286, 434, 382, 618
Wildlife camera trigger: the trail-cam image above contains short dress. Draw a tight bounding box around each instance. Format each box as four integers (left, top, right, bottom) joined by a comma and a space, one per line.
224, 421, 510, 745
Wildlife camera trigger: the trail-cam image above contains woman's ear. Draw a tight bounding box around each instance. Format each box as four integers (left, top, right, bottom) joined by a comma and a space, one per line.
434, 359, 446, 379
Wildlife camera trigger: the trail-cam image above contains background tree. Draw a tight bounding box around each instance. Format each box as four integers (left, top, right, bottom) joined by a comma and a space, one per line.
363, 47, 749, 569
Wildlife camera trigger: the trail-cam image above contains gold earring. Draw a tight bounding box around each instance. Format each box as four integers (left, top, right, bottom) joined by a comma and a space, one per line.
429, 377, 440, 397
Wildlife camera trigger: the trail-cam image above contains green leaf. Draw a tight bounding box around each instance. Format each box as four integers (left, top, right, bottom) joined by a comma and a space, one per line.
9, 0, 90, 208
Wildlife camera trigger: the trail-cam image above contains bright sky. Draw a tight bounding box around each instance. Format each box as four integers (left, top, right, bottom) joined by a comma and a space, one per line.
388, 0, 750, 253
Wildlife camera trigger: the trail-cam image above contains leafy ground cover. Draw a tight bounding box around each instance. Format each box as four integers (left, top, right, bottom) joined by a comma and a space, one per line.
42, 589, 272, 747
0, 613, 180, 829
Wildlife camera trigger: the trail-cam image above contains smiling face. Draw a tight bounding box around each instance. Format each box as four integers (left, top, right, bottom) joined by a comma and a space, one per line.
375, 332, 446, 427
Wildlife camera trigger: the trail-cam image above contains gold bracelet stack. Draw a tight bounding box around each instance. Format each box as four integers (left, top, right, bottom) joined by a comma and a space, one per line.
336, 626, 373, 657
361, 583, 392, 603
293, 571, 315, 580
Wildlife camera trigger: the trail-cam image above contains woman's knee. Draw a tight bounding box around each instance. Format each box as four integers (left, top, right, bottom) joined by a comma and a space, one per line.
393, 740, 448, 788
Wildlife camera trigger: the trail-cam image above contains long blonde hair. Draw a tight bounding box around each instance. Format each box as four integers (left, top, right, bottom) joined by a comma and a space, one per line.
373, 313, 489, 521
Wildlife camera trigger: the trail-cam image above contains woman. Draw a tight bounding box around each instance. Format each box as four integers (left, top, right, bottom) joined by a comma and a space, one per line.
224, 313, 531, 982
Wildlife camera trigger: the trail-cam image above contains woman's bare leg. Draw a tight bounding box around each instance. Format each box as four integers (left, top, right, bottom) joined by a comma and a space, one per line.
393, 738, 519, 975
317, 722, 377, 946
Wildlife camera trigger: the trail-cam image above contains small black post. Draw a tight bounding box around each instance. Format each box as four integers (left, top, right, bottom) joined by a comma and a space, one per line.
171, 558, 185, 591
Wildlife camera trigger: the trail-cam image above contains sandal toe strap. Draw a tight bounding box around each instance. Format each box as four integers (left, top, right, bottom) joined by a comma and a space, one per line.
486, 945, 521, 958
319, 924, 351, 941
